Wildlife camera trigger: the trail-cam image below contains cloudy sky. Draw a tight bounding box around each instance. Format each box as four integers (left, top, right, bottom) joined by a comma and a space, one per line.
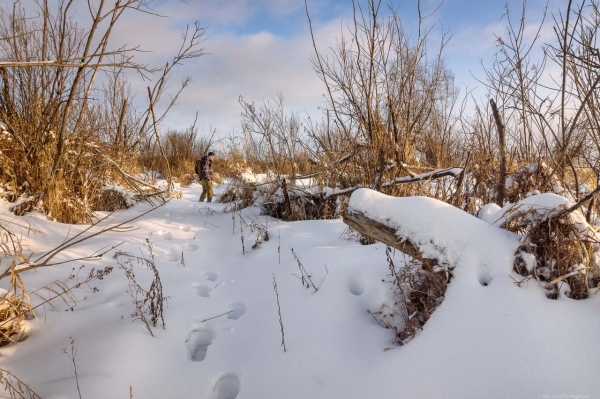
107, 0, 560, 137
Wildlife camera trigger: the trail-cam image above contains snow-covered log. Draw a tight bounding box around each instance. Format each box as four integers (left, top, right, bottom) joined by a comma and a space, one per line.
345, 188, 519, 268
345, 189, 520, 344
343, 211, 422, 259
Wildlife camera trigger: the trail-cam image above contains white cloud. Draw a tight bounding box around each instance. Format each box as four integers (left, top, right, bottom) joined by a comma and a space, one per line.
158, 26, 335, 134
81, 0, 355, 138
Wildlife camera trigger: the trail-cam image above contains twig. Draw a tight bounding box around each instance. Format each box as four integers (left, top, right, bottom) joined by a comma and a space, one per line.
199, 310, 234, 323
557, 185, 600, 218
63, 338, 83, 399
1, 204, 165, 281
0, 368, 41, 399
272, 274, 286, 352
291, 248, 318, 292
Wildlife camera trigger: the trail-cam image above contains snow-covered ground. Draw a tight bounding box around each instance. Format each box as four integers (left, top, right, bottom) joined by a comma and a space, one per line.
1, 182, 600, 399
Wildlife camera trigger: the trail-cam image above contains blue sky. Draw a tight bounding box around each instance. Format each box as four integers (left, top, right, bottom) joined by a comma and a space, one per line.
111, 0, 562, 135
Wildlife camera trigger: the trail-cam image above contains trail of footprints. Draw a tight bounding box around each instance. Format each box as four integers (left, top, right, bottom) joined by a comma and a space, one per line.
154, 215, 199, 263
186, 271, 245, 399
160, 215, 243, 398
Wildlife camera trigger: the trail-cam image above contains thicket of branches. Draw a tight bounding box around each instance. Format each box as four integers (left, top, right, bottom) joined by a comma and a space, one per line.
220, 0, 600, 222
217, 0, 600, 321
0, 0, 206, 223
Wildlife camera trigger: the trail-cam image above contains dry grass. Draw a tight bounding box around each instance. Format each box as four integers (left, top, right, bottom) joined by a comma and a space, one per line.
220, 178, 257, 212
114, 237, 166, 336
0, 275, 32, 347
178, 174, 195, 188
0, 368, 41, 399
506, 203, 599, 299
92, 188, 133, 212
370, 247, 452, 345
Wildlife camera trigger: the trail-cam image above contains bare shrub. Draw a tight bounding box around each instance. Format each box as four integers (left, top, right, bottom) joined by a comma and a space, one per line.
306, 0, 461, 191
0, 275, 32, 347
220, 177, 257, 211
0, 368, 41, 399
114, 237, 166, 336
0, 2, 206, 221
179, 174, 195, 188
141, 127, 215, 184
505, 201, 599, 300
92, 187, 134, 212
290, 248, 318, 292
370, 247, 453, 345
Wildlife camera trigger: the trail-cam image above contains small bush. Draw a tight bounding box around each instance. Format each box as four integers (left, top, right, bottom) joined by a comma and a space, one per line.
505, 198, 600, 300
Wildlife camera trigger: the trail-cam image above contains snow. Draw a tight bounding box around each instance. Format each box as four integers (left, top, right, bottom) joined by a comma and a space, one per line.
348, 188, 519, 275
1, 184, 600, 398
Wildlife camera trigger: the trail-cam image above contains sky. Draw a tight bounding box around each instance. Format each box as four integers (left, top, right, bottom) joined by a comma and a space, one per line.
96, 0, 561, 137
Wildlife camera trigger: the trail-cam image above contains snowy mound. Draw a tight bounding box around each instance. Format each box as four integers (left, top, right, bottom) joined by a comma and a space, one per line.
348, 188, 520, 280
2, 184, 600, 398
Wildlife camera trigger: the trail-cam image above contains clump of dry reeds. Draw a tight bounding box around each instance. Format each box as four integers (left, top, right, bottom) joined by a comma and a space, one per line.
504, 162, 555, 203
0, 367, 41, 399
506, 202, 600, 300
114, 237, 166, 336
370, 247, 453, 345
221, 177, 258, 211
0, 275, 32, 347
92, 187, 134, 212
178, 174, 195, 188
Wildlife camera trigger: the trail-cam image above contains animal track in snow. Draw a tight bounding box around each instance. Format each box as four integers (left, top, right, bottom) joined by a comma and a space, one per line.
156, 230, 173, 240
203, 272, 218, 281
184, 242, 199, 251
348, 276, 366, 296
227, 303, 246, 320
211, 374, 241, 399
193, 283, 213, 297
165, 248, 181, 263
185, 327, 214, 362
477, 262, 494, 286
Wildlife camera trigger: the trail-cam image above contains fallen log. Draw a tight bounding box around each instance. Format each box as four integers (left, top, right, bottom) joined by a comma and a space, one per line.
343, 188, 520, 345
343, 210, 422, 259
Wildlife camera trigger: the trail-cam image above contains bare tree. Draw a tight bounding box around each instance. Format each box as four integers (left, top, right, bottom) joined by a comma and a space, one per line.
0, 1, 206, 221
305, 0, 462, 192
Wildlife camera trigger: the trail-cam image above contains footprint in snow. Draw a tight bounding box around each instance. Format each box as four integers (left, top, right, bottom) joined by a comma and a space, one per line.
211, 374, 241, 399
185, 327, 214, 362
165, 248, 181, 263
203, 272, 218, 282
478, 263, 493, 286
192, 283, 214, 297
227, 303, 246, 320
184, 242, 199, 251
156, 230, 173, 240
348, 275, 366, 296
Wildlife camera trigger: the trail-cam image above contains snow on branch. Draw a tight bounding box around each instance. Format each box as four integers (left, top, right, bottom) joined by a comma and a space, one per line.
324, 166, 465, 199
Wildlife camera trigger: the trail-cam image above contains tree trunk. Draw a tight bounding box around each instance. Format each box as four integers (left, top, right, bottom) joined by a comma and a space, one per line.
343, 210, 422, 259
490, 99, 506, 207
